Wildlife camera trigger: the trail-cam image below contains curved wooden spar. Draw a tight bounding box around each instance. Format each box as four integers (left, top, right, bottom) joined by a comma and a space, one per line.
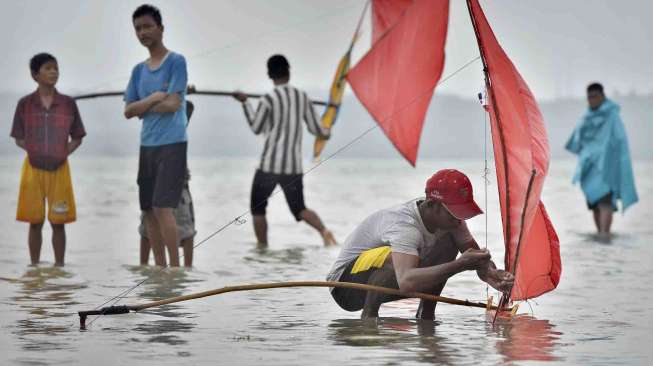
78, 281, 508, 329
73, 88, 333, 107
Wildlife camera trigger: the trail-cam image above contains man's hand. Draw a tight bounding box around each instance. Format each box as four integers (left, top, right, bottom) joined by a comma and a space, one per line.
322, 128, 331, 139
67, 138, 82, 156
457, 248, 491, 271
14, 139, 26, 151
482, 268, 514, 293
233, 91, 248, 103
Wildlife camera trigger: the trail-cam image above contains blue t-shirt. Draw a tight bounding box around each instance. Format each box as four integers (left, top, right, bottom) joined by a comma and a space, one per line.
125, 52, 188, 146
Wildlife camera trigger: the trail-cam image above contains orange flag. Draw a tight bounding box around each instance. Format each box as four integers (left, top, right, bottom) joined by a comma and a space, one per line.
347, 0, 449, 165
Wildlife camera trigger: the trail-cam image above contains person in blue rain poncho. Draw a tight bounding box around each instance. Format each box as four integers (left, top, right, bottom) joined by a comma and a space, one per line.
566, 83, 638, 237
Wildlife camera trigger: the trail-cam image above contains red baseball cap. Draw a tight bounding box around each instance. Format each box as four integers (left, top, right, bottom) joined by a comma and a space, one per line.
425, 169, 483, 220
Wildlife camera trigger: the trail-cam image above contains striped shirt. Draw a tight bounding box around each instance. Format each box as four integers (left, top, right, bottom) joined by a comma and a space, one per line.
243, 84, 328, 175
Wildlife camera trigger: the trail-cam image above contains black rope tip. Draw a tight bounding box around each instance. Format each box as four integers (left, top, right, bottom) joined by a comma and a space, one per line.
79, 314, 87, 330
78, 305, 132, 329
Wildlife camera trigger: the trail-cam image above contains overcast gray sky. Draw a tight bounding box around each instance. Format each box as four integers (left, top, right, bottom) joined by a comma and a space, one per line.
1, 0, 652, 101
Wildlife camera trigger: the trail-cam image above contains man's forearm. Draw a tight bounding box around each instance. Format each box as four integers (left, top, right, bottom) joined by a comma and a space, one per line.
125, 97, 158, 119
398, 260, 463, 293
149, 94, 181, 114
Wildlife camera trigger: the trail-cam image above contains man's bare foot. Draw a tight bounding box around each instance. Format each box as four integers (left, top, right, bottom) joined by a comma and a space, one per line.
321, 229, 337, 246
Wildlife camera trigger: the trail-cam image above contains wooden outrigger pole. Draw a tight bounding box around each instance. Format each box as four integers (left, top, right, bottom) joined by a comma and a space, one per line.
78, 280, 509, 329
73, 85, 333, 107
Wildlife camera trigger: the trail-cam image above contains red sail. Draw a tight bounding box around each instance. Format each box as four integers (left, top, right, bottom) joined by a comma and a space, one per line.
468, 0, 561, 300
347, 0, 449, 165
371, 0, 412, 44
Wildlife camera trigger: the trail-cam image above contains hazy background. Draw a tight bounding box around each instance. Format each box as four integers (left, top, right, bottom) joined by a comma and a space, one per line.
1, 0, 651, 161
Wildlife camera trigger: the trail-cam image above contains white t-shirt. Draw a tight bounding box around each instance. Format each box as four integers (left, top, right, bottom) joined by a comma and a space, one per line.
326, 199, 473, 283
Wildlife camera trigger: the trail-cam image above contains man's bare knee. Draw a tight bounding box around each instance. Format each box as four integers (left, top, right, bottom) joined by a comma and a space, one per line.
143, 209, 155, 220
152, 207, 172, 215
420, 235, 458, 268
362, 266, 401, 318
153, 208, 176, 224
368, 267, 397, 288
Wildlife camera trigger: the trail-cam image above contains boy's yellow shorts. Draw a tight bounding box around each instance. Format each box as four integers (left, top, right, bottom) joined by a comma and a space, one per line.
16, 157, 76, 224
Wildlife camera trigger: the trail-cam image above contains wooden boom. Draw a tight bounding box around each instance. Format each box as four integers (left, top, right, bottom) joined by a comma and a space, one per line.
78, 280, 510, 329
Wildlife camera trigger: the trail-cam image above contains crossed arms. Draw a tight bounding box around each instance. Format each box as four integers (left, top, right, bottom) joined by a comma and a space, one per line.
124, 91, 182, 119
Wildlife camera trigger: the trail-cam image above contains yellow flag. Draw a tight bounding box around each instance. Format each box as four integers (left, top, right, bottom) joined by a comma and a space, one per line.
313, 51, 352, 160
313, 2, 368, 161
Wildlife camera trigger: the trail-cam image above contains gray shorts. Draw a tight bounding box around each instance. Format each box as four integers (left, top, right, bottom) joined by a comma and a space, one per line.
138, 185, 196, 243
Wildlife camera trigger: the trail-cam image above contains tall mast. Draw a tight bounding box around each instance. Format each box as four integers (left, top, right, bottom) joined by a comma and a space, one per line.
465, 0, 512, 270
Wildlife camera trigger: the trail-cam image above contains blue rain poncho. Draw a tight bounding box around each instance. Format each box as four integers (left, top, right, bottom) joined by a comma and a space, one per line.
565, 99, 638, 212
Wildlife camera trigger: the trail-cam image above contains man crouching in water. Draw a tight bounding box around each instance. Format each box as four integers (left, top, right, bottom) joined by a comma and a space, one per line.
327, 169, 514, 319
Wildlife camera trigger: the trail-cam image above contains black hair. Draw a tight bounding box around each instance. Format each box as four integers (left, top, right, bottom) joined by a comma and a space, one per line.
133, 4, 162, 26
29, 53, 57, 75
587, 82, 604, 95
267, 54, 290, 79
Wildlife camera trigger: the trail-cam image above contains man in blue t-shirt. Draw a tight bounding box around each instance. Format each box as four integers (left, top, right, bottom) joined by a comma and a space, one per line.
124, 4, 188, 267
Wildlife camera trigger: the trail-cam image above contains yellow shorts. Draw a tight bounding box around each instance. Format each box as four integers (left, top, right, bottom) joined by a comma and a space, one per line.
16, 157, 76, 224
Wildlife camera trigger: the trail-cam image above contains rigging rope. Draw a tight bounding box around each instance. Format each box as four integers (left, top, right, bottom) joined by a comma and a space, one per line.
479, 88, 491, 302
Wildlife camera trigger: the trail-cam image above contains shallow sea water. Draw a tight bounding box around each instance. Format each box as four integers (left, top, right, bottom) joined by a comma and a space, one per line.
0, 157, 651, 365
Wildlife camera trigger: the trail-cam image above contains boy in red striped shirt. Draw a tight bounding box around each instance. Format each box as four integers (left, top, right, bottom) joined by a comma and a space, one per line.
10, 53, 86, 266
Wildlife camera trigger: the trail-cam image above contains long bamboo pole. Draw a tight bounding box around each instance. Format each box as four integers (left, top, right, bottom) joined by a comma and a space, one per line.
78, 281, 506, 328
73, 88, 332, 107
133, 281, 498, 310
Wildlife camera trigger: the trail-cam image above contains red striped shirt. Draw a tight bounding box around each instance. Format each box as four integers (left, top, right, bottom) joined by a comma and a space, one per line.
10, 90, 86, 171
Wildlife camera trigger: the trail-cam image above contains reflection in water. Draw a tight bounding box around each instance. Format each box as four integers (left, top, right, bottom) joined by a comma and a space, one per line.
6, 266, 87, 352
11, 266, 85, 315
131, 320, 195, 346
327, 314, 562, 365
328, 318, 417, 347
490, 314, 562, 363
125, 266, 201, 348
243, 246, 306, 266
127, 266, 201, 303
577, 231, 636, 246
578, 232, 614, 245
327, 318, 457, 364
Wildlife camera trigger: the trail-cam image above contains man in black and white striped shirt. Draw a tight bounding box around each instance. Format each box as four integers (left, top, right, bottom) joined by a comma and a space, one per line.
234, 54, 336, 247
